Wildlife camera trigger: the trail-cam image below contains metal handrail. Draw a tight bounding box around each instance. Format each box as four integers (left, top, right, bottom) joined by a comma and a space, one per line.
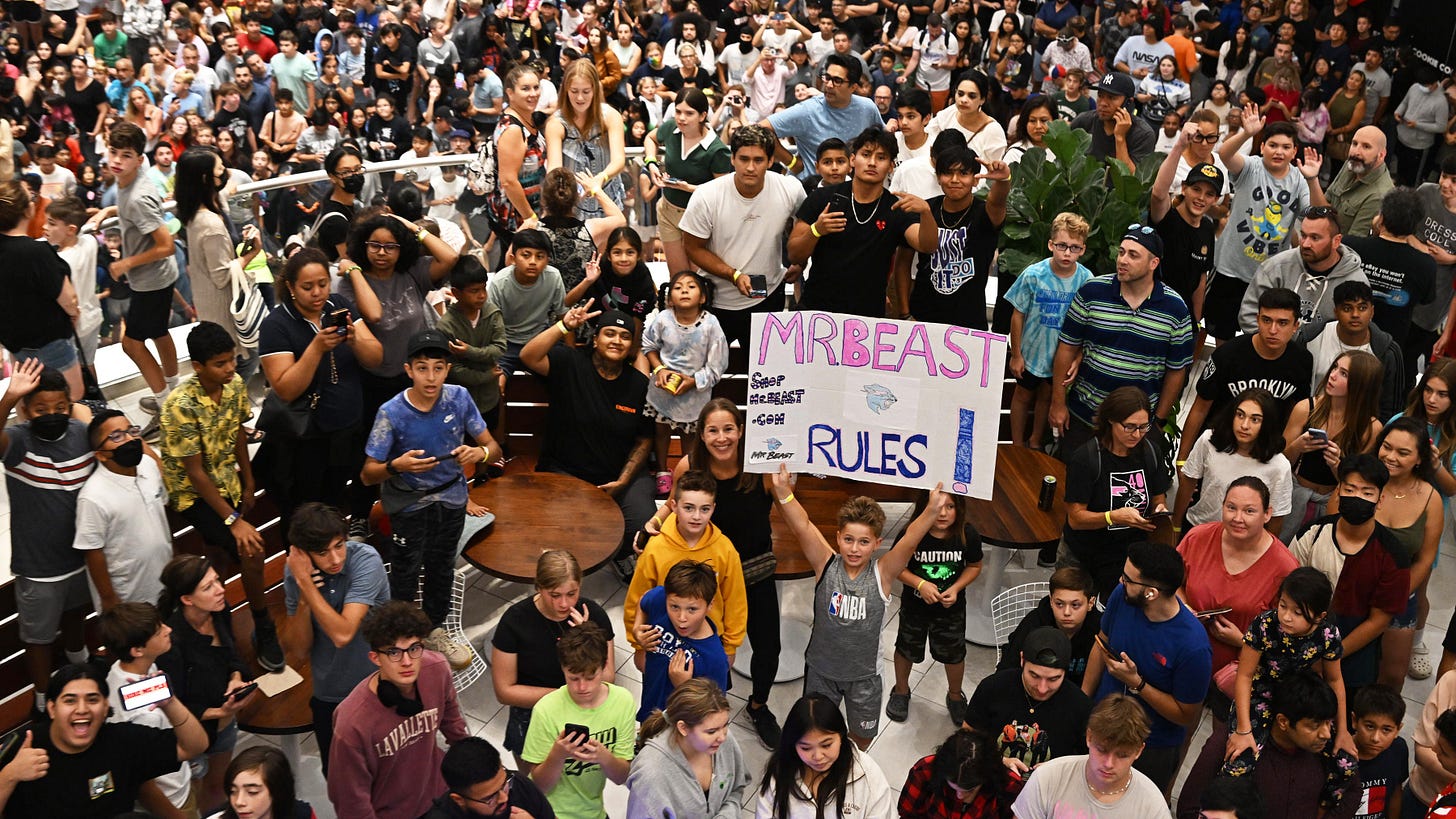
96, 146, 652, 231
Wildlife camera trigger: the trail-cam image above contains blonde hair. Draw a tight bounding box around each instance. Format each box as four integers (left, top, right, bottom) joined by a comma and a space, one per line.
637, 678, 730, 748
1087, 695, 1150, 750
535, 550, 583, 591
174, 68, 196, 86
560, 59, 607, 143
1050, 212, 1090, 242
837, 496, 886, 536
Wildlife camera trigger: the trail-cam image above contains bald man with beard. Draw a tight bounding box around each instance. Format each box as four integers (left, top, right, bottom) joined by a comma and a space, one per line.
1308, 125, 1395, 238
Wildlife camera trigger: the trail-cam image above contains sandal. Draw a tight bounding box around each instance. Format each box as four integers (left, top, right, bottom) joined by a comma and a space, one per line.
244, 427, 266, 444
1411, 644, 1433, 680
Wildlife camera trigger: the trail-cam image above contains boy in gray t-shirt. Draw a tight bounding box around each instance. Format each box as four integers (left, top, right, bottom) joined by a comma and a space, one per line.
487, 229, 566, 373
93, 122, 183, 415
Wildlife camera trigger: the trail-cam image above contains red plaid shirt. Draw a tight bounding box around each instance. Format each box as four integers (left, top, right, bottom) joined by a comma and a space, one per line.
897, 755, 1019, 819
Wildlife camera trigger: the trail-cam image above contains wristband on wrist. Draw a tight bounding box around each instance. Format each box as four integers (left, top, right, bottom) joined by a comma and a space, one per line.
416, 228, 429, 242
651, 364, 665, 374
732, 269, 743, 282
1104, 510, 1113, 527
480, 445, 490, 462
779, 492, 795, 505
810, 223, 822, 238
556, 320, 570, 334
916, 579, 926, 592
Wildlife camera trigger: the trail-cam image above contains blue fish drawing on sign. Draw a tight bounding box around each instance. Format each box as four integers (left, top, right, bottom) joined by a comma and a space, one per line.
765, 438, 783, 451
862, 384, 897, 414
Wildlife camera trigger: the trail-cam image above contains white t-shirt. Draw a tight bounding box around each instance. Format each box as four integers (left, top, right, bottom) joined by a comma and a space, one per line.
678, 171, 806, 311
892, 155, 942, 199
536, 78, 558, 112
1011, 756, 1170, 819
106, 662, 193, 808
73, 458, 172, 612
913, 29, 959, 92
718, 44, 760, 86
1182, 429, 1294, 525
1309, 323, 1373, 393
806, 32, 836, 67
761, 28, 801, 56
59, 238, 102, 340
37, 165, 77, 199
429, 173, 467, 223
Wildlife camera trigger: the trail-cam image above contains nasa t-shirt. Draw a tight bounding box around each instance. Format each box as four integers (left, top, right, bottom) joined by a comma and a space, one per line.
910, 196, 1000, 329
901, 526, 983, 595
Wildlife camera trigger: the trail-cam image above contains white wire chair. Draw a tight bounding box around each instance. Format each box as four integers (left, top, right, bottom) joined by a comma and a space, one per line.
410, 566, 489, 693
990, 581, 1050, 664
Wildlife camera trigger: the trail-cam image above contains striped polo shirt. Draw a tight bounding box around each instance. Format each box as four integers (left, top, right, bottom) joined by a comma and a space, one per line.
1058, 275, 1195, 425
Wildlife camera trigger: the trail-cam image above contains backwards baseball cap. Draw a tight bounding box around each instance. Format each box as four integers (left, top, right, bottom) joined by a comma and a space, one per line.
1184, 162, 1225, 192
1092, 71, 1136, 99
1122, 223, 1164, 259
1021, 627, 1071, 670
406, 329, 452, 359
594, 309, 635, 335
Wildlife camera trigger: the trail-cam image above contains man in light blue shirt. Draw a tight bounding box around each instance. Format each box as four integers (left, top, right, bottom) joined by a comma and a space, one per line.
761, 52, 884, 177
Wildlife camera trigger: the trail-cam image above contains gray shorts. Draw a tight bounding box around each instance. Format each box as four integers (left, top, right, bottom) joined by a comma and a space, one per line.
15, 573, 90, 645
803, 666, 882, 739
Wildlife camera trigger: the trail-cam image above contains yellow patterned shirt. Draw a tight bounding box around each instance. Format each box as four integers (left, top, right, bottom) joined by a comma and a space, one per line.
160, 374, 248, 512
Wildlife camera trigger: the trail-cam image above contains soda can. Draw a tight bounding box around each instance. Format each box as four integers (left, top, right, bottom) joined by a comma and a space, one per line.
1038, 475, 1057, 510
663, 371, 685, 394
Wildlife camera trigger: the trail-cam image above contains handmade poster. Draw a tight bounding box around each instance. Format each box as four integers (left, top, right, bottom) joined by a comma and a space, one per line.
745, 311, 1007, 498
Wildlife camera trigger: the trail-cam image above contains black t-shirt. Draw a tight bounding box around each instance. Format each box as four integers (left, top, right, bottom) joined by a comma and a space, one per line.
490, 595, 613, 688
1061, 438, 1169, 579
1069, 109, 1158, 166
1153, 208, 1216, 310
258, 295, 364, 431
910, 196, 1000, 329
365, 113, 412, 161
212, 106, 254, 143
964, 667, 1092, 766
663, 66, 717, 95
996, 597, 1103, 686
5, 721, 180, 819
587, 264, 658, 322
373, 44, 412, 97
799, 181, 918, 318
0, 233, 75, 352
1195, 333, 1313, 430
1000, 50, 1034, 89
712, 472, 774, 559
62, 79, 108, 136
1353, 737, 1408, 819
1343, 235, 1437, 345
537, 345, 653, 484
310, 198, 356, 261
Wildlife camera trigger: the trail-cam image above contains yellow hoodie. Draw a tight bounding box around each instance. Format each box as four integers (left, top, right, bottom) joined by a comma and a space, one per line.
623, 513, 748, 653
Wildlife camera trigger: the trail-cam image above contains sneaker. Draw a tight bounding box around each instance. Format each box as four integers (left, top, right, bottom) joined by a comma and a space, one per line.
138, 395, 161, 415
946, 691, 969, 726
611, 552, 638, 583
746, 702, 782, 748
348, 517, 371, 542
886, 690, 910, 722
426, 627, 476, 671
1036, 545, 1057, 568
139, 416, 161, 442
253, 624, 285, 673
655, 471, 672, 498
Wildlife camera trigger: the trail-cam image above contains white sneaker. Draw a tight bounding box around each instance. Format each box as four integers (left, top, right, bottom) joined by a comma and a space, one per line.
425, 627, 475, 670
138, 395, 161, 415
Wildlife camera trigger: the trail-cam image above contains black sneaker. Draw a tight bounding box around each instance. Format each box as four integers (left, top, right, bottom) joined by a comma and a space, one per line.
1036, 545, 1057, 568
946, 691, 969, 726
253, 624, 285, 673
886, 690, 910, 722
611, 553, 638, 582
348, 517, 371, 542
746, 702, 782, 748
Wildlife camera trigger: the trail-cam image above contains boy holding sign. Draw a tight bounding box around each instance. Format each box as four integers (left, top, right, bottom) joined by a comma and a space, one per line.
770, 464, 947, 750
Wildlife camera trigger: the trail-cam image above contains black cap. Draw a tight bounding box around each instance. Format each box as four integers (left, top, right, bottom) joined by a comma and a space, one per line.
1122, 223, 1164, 259
594, 309, 634, 334
1184, 162, 1225, 192
1021, 627, 1071, 670
1092, 71, 1136, 99
406, 329, 451, 359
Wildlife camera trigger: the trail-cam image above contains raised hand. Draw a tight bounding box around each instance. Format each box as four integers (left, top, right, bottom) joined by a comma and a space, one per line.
812, 201, 846, 237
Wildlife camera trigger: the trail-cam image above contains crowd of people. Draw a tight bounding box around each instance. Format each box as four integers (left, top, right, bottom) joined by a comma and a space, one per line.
2, 0, 1456, 815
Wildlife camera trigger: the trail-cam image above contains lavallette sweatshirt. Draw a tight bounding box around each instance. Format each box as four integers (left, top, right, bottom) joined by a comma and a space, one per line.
327, 651, 470, 819
624, 515, 747, 652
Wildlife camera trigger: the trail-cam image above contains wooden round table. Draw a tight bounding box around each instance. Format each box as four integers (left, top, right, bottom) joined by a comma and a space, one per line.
462, 473, 625, 581
964, 444, 1066, 646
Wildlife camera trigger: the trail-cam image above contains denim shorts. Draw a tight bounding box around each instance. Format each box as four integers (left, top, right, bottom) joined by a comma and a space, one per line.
12, 337, 78, 372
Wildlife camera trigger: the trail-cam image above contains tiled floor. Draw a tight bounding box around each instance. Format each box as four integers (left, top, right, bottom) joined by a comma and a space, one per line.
1, 340, 1452, 818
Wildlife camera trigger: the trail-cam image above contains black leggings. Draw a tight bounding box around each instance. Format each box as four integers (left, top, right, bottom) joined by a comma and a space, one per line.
744, 576, 781, 704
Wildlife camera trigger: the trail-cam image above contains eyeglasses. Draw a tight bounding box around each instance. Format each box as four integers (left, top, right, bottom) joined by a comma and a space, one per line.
103, 425, 142, 444
458, 773, 513, 808
1190, 132, 1219, 143
819, 72, 849, 86
1051, 242, 1085, 253
1303, 205, 1338, 220
366, 241, 402, 253
1118, 421, 1154, 434
1120, 573, 1156, 589
376, 641, 425, 661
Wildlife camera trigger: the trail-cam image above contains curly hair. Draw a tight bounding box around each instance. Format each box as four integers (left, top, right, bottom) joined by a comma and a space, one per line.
346, 213, 423, 273
361, 600, 433, 650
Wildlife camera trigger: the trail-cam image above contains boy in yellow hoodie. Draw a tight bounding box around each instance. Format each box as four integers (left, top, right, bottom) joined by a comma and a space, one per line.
624, 470, 747, 662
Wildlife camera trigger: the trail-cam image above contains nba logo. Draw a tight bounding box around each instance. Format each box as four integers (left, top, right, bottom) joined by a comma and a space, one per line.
829, 592, 845, 616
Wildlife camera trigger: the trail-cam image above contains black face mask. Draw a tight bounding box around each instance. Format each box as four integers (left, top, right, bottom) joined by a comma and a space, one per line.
341, 173, 365, 194
738, 40, 753, 53
1338, 495, 1377, 525
30, 412, 70, 441
110, 438, 144, 468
